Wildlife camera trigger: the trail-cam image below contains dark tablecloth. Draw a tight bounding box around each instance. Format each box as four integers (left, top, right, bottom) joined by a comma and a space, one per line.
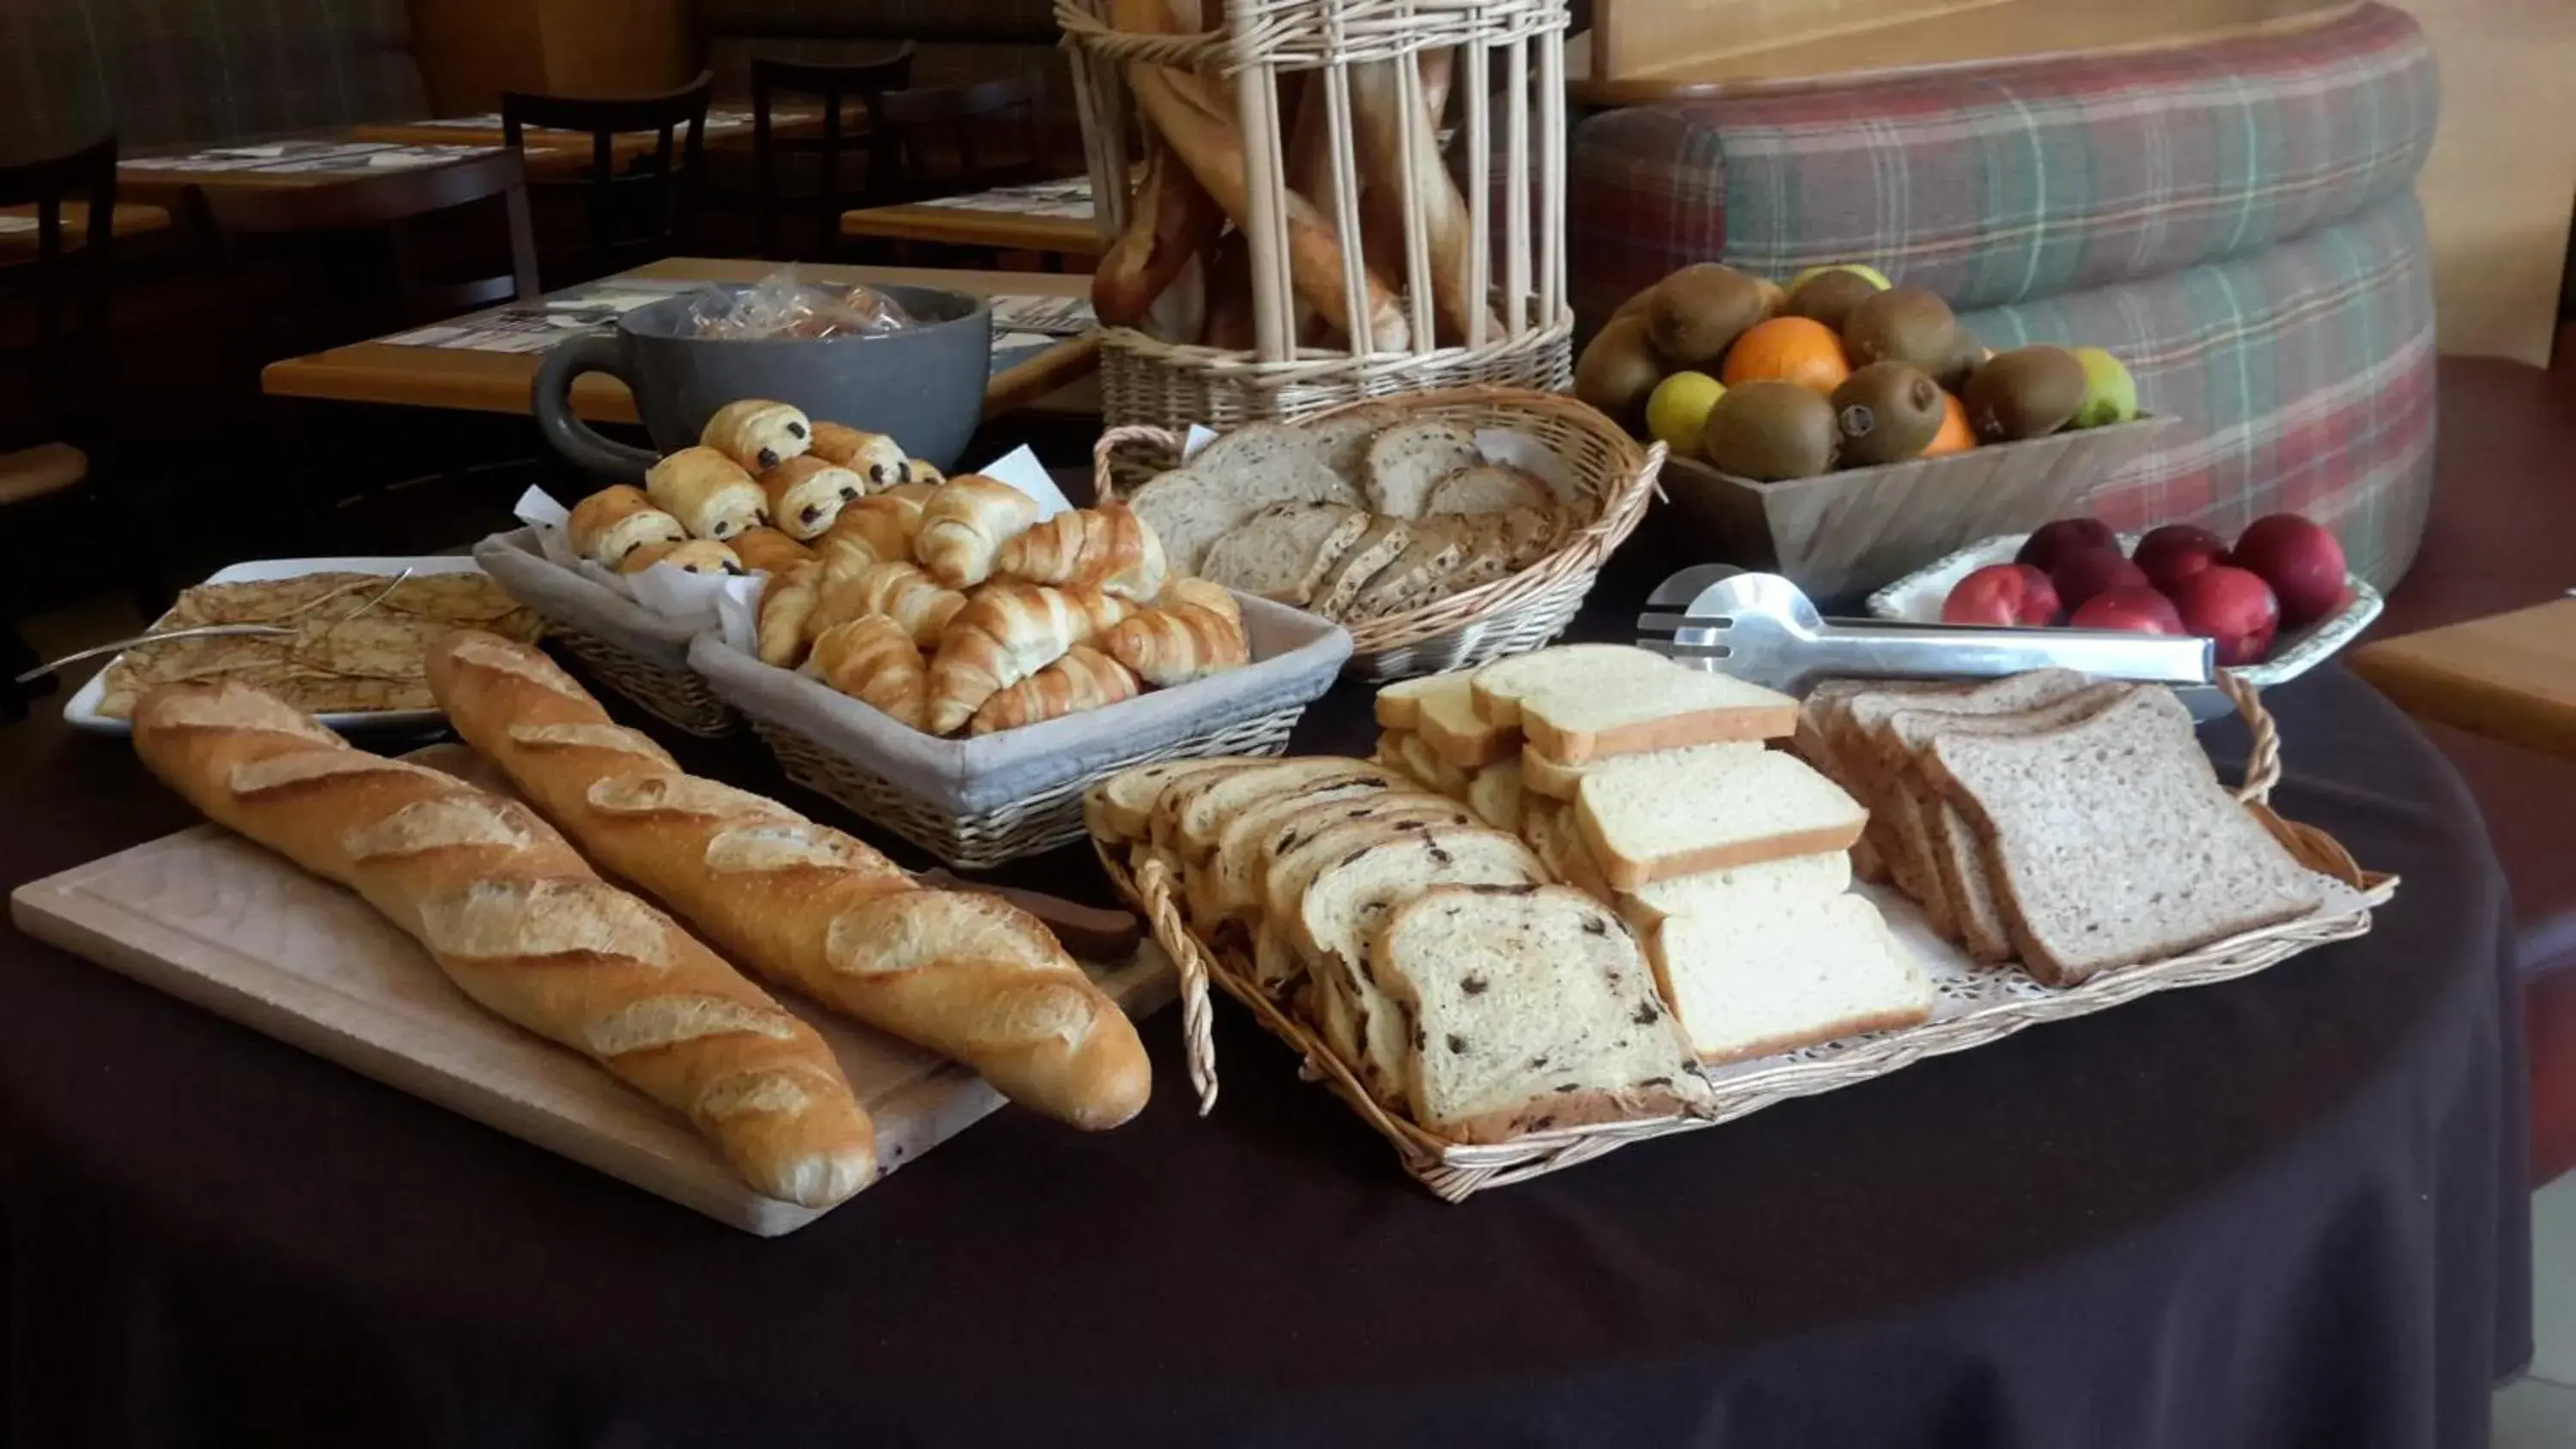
0, 552, 2532, 1446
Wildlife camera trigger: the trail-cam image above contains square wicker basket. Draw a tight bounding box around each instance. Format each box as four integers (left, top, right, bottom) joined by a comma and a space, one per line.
473, 530, 739, 737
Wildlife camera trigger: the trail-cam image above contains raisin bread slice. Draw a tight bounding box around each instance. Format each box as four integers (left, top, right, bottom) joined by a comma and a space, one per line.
1153, 756, 1394, 861
1084, 757, 1263, 850
1373, 884, 1710, 1143
1249, 801, 1484, 994
1198, 773, 1433, 927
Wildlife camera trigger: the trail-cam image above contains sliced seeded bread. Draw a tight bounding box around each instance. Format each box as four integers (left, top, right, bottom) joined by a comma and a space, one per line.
1293, 402, 1407, 481
1522, 739, 1761, 802
1189, 421, 1369, 509
1433, 512, 1521, 597
1648, 893, 1932, 1064
1920, 683, 2326, 985
1471, 644, 1674, 728
1427, 463, 1549, 517
1364, 421, 1482, 518
1574, 746, 1866, 890
1198, 502, 1369, 605
1372, 884, 1710, 1143
1497, 505, 1564, 569
1613, 852, 1852, 934
1520, 660, 1800, 765
1310, 517, 1413, 619
1345, 518, 1468, 621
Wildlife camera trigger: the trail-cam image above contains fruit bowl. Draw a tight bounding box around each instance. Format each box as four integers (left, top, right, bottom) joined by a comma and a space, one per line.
1657, 415, 2178, 607
1868, 531, 2384, 688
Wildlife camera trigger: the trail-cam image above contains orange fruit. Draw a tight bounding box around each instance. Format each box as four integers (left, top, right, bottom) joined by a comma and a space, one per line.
1719, 316, 1850, 395
1923, 390, 1976, 456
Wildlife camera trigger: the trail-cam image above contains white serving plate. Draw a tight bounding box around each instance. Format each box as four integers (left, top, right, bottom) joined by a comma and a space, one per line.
1867, 531, 2383, 688
64, 555, 489, 736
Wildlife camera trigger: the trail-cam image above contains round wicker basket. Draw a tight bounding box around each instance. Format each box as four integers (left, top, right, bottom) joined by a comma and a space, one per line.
1092, 385, 1665, 681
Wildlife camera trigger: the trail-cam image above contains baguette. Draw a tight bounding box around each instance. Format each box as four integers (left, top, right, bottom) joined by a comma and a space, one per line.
426, 633, 1154, 1130
131, 681, 877, 1205
1349, 51, 1492, 345
1093, 139, 1227, 328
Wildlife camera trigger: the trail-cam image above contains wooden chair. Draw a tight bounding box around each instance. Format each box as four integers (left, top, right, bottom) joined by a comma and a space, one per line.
0, 137, 119, 719
503, 70, 714, 283
870, 76, 1051, 203
751, 45, 916, 261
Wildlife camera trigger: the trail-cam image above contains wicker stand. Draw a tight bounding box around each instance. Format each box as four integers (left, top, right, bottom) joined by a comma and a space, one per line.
1060, 0, 1576, 427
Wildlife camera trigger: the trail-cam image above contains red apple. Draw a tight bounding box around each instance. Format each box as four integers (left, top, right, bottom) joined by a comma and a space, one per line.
2050, 547, 2149, 613
2170, 565, 2280, 665
2228, 513, 2348, 627
2131, 524, 2227, 595
2069, 584, 2185, 634
1942, 563, 2063, 626
2015, 518, 2118, 573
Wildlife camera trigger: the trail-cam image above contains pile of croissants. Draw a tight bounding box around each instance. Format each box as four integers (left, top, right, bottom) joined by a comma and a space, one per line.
564, 397, 945, 579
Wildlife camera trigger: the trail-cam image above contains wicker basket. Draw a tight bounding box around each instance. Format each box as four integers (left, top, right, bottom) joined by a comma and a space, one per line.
1093, 671, 2397, 1199
1094, 385, 1663, 681
472, 530, 739, 737
1059, 0, 1576, 427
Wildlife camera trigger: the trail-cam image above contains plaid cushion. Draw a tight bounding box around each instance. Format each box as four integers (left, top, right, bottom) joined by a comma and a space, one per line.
1962, 194, 2435, 589
1569, 2, 2436, 325
0, 0, 425, 157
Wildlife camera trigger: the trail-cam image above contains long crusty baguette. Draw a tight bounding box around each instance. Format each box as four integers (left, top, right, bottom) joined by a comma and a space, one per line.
1349, 51, 1492, 344
130, 681, 878, 1206
424, 632, 1153, 1130
1093, 138, 1226, 328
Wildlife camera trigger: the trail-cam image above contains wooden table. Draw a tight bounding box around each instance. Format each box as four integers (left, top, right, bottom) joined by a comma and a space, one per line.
2349, 598, 2576, 761
0, 203, 170, 262
840, 178, 1104, 258
258, 258, 1101, 422
349, 106, 823, 171
113, 136, 532, 205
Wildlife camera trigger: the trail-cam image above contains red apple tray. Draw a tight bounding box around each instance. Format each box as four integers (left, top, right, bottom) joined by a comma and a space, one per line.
1868, 531, 2383, 688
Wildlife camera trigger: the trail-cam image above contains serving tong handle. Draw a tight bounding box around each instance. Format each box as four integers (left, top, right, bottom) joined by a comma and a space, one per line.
1637, 612, 2216, 686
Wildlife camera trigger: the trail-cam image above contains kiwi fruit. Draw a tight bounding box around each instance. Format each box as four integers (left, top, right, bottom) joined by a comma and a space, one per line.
1700, 381, 1839, 481
1830, 362, 1945, 466
1574, 313, 1667, 431
1935, 324, 1988, 393
1645, 264, 1771, 367
1962, 345, 2087, 441
1783, 269, 1882, 333
1841, 285, 1961, 371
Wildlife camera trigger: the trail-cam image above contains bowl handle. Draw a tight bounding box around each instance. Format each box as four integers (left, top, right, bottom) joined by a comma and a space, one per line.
532, 333, 661, 482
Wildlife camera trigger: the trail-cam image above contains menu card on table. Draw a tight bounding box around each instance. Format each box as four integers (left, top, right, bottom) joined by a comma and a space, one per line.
916, 177, 1094, 220
120, 141, 497, 176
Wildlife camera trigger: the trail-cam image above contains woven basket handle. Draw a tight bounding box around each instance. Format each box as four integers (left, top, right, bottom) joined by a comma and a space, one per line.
1133, 854, 1219, 1114
1091, 424, 1186, 505
2219, 670, 2281, 805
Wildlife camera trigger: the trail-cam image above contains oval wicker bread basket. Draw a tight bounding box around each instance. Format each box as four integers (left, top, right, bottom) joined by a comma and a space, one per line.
1093, 385, 1664, 681
1091, 671, 2395, 1201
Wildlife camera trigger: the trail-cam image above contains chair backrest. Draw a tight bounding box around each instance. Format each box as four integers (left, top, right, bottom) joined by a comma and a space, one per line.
0, 136, 118, 443
201, 148, 539, 330
750, 45, 917, 258
866, 76, 1047, 203
502, 70, 714, 276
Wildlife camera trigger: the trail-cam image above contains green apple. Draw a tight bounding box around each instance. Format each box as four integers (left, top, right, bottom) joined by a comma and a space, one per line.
2069, 346, 2139, 427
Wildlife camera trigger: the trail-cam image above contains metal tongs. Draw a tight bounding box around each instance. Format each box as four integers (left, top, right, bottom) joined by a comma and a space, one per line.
16, 569, 416, 684
1637, 565, 2227, 716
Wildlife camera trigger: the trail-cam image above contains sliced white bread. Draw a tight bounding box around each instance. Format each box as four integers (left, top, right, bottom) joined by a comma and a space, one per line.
1522, 739, 1762, 802
1182, 767, 1413, 929
1470, 643, 1674, 728
1413, 672, 1517, 770
1613, 852, 1852, 934
1391, 730, 1473, 799
1085, 756, 1261, 846
1575, 746, 1866, 890
1521, 658, 1799, 765
1346, 518, 1467, 621
1426, 464, 1549, 517
1198, 502, 1369, 606
1648, 894, 1932, 1064
1363, 421, 1483, 518
1376, 670, 1469, 731
1373, 884, 1710, 1143
1463, 756, 1524, 834
1522, 797, 1612, 902
1921, 683, 2326, 985
1310, 517, 1413, 620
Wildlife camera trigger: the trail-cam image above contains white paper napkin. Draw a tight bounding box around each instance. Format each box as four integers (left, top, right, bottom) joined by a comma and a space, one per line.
512, 485, 761, 645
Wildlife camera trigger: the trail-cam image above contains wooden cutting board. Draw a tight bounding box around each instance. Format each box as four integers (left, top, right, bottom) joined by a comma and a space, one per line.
9, 752, 1173, 1237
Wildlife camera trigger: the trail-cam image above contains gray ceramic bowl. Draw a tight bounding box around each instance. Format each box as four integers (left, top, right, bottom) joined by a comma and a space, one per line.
532, 283, 993, 480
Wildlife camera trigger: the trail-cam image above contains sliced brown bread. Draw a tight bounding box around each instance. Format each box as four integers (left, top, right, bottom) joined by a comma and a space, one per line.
1426, 463, 1549, 516
1310, 517, 1413, 620
1920, 684, 2327, 985
1371, 884, 1710, 1144
1189, 420, 1370, 509
1363, 421, 1482, 518
1792, 680, 1949, 882
1198, 502, 1369, 605
1345, 518, 1467, 621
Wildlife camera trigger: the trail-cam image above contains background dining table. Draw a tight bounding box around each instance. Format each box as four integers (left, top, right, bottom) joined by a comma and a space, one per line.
0, 530, 2532, 1446
839, 176, 1104, 259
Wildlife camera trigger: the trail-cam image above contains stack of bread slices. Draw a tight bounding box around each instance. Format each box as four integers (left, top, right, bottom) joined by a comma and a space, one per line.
1084, 751, 1711, 1144
1789, 671, 2326, 985
1375, 644, 1936, 1066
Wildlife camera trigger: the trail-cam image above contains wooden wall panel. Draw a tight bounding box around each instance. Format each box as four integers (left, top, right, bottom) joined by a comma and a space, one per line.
409, 0, 698, 113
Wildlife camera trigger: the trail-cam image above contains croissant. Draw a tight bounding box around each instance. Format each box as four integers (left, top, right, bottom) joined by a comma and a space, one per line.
806, 421, 907, 490
823, 494, 920, 566
726, 526, 815, 577
969, 646, 1141, 735
567, 485, 686, 567
811, 559, 968, 647
1066, 585, 1134, 642
884, 481, 939, 509
809, 615, 932, 731
923, 583, 1092, 735
1104, 578, 1248, 686
760, 456, 865, 540
916, 476, 1042, 589
645, 446, 769, 540
701, 398, 811, 473
619, 538, 744, 576
758, 561, 824, 666
993, 501, 1167, 602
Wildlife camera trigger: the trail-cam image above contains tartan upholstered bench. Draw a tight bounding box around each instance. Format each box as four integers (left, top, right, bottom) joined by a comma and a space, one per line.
1569, 2, 2439, 590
